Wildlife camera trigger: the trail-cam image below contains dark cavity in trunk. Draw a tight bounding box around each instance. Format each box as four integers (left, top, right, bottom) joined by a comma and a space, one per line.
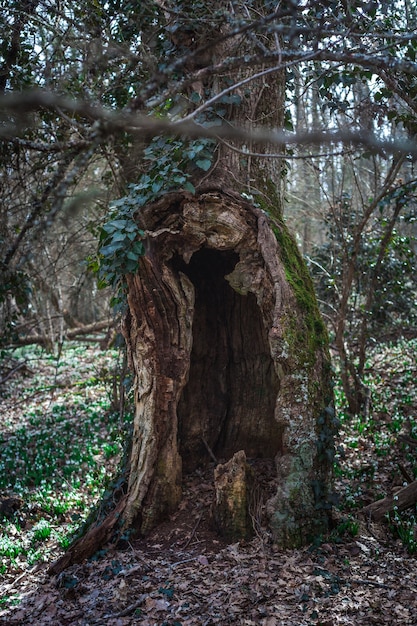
173, 248, 283, 473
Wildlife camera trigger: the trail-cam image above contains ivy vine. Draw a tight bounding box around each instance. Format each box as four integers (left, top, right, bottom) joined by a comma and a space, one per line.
89, 135, 215, 303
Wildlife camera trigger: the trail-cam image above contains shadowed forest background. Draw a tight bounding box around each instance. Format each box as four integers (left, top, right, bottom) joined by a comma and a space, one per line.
1, 1, 417, 624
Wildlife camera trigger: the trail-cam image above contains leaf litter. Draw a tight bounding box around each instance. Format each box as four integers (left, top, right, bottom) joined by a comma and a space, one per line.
1, 340, 417, 624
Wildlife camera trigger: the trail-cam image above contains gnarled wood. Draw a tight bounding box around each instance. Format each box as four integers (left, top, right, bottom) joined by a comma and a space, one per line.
120, 188, 334, 546
213, 450, 255, 541
52, 7, 335, 573
50, 187, 334, 576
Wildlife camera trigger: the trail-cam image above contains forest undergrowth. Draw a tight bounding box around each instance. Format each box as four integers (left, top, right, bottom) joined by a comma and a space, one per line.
0, 339, 416, 625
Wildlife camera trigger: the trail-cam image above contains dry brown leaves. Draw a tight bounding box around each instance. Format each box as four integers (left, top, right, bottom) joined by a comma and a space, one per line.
1, 520, 417, 625
2, 341, 417, 625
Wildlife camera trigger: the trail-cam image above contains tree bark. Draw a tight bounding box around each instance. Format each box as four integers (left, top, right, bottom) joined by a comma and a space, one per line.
213, 450, 255, 541
120, 187, 334, 546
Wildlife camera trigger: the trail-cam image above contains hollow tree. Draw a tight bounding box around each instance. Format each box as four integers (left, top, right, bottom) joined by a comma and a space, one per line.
122, 4, 336, 541
122, 184, 335, 540
50, 1, 335, 574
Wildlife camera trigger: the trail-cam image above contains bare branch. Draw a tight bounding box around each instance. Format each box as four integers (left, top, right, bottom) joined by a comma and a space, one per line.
2, 90, 417, 158
5, 136, 90, 152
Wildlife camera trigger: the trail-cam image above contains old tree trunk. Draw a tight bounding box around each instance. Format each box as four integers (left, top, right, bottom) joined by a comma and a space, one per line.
122, 188, 335, 542
50, 5, 335, 574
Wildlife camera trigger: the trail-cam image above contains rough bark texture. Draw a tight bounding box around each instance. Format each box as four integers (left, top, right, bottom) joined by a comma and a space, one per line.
49, 187, 334, 576
121, 187, 334, 547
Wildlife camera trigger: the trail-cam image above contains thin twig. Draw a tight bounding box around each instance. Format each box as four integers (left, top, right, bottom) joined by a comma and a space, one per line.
181, 512, 203, 549
3, 91, 417, 158
351, 578, 390, 589
201, 436, 218, 464
398, 435, 417, 447
103, 594, 147, 618
397, 463, 413, 484
170, 556, 200, 568
0, 360, 28, 384
1, 563, 44, 591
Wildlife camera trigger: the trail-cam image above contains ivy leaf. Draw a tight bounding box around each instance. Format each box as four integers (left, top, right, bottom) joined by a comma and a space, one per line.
218, 94, 241, 105
101, 219, 131, 233
100, 241, 125, 256
196, 158, 212, 171
152, 180, 163, 193
126, 251, 140, 261
131, 241, 145, 255
125, 260, 138, 273
184, 181, 196, 193
110, 232, 130, 243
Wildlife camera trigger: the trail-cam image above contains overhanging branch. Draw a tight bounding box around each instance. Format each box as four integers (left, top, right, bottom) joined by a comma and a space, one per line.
2, 90, 417, 158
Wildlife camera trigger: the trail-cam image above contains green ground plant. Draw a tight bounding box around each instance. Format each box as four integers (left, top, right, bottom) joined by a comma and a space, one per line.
0, 343, 132, 595
334, 337, 417, 550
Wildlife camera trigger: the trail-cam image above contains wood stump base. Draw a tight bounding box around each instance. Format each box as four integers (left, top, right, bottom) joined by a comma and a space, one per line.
213, 450, 255, 541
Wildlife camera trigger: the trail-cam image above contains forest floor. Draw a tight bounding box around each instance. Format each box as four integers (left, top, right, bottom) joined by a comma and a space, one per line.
0, 339, 417, 625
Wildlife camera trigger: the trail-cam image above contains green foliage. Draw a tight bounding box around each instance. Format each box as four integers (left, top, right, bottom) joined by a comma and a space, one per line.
92, 136, 215, 295
0, 401, 114, 489
289, 1, 417, 133
94, 216, 145, 293
0, 530, 26, 560
334, 337, 417, 551
0, 1, 161, 107
31, 519, 52, 543
333, 516, 359, 540
389, 508, 417, 553
0, 343, 132, 581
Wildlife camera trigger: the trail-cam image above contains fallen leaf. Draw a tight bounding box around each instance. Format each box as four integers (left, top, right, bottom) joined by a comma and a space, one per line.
197, 555, 209, 565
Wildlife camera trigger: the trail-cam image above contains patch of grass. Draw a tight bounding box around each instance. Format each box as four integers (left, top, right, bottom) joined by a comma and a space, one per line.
0, 400, 123, 489
332, 515, 360, 540
31, 519, 52, 543
0, 528, 26, 560
0, 595, 20, 608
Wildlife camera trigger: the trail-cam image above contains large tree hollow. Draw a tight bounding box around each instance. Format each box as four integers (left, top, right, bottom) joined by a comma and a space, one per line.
175, 248, 282, 473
